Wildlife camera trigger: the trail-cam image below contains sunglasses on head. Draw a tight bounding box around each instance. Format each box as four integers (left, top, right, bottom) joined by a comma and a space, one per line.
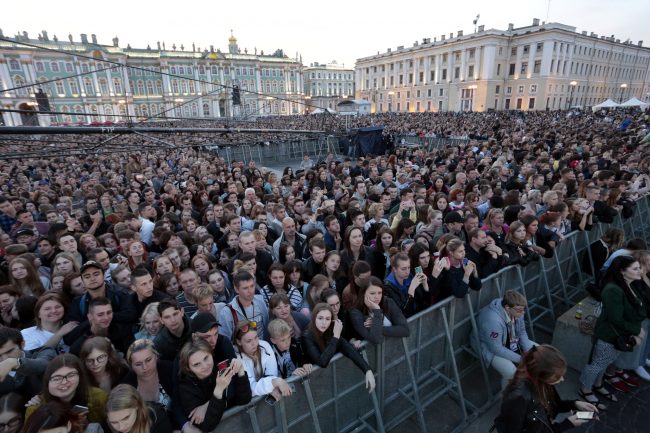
238, 321, 258, 335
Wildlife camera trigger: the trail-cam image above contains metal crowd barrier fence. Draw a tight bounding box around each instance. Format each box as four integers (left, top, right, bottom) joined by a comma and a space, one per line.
213, 194, 650, 433
394, 135, 470, 151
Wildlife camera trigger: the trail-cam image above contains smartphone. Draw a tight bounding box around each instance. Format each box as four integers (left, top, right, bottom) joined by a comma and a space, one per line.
264, 394, 278, 406
575, 411, 595, 420
462, 258, 469, 266
415, 266, 423, 274
217, 360, 229, 371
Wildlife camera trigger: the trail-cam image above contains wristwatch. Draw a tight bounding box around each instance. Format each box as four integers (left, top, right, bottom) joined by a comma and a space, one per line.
14, 356, 24, 371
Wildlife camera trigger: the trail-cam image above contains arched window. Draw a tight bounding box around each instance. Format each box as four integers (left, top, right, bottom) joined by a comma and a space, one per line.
183, 105, 191, 117
68, 79, 79, 95
179, 66, 185, 74
180, 80, 188, 93
50, 62, 60, 72
137, 80, 145, 95
189, 81, 195, 93
191, 102, 198, 117
141, 105, 149, 117
171, 80, 179, 93
84, 78, 94, 95
199, 66, 205, 74
55, 80, 65, 95
155, 80, 163, 94
113, 78, 122, 94
146, 81, 154, 95
9, 59, 20, 70
203, 103, 210, 116
13, 76, 27, 96
211, 66, 218, 74
170, 66, 177, 74
99, 78, 108, 94
150, 104, 158, 116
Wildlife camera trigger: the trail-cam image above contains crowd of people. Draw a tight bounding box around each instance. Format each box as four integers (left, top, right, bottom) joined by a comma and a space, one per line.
0, 106, 649, 433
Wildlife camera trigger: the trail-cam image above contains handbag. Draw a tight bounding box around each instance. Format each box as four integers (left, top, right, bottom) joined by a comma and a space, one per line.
608, 322, 636, 352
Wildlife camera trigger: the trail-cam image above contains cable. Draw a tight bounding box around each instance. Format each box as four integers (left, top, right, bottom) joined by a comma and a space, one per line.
0, 36, 324, 112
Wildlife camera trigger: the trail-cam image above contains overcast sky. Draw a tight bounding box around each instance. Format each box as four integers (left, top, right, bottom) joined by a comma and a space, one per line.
3, 0, 649, 68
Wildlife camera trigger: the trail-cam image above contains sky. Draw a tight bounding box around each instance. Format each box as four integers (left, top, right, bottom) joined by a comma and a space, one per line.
3, 0, 650, 68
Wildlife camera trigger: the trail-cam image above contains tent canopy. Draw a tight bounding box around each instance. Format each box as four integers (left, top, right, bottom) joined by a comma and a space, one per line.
310, 108, 336, 114
620, 97, 649, 108
591, 99, 620, 111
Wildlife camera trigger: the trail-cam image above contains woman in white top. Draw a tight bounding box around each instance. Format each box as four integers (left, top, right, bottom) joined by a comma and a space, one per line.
21, 292, 77, 352
234, 320, 293, 401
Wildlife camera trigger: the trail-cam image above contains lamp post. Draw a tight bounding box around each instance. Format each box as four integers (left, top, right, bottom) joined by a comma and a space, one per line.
568, 81, 577, 109
619, 83, 628, 103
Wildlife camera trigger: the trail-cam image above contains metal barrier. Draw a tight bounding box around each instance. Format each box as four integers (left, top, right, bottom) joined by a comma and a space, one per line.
394, 135, 470, 151
213, 194, 650, 433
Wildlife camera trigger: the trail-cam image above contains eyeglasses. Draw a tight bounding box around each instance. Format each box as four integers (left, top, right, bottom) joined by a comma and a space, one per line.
0, 416, 21, 432
85, 354, 108, 366
49, 371, 80, 384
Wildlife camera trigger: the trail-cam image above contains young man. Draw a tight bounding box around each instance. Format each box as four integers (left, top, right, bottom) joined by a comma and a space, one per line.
154, 299, 192, 361
383, 253, 428, 317
190, 312, 236, 365
471, 290, 536, 388
0, 327, 56, 397
67, 261, 137, 326
267, 319, 311, 379
302, 238, 327, 282
218, 271, 269, 341
65, 296, 135, 356
130, 267, 169, 317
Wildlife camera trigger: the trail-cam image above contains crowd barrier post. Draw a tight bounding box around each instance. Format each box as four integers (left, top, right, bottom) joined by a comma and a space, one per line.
399, 338, 429, 433
246, 404, 263, 433
514, 266, 538, 341
440, 304, 469, 422
361, 349, 387, 433
301, 378, 323, 433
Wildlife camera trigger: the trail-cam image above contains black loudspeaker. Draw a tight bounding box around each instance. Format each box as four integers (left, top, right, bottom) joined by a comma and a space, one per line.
232, 85, 241, 105
35, 88, 51, 112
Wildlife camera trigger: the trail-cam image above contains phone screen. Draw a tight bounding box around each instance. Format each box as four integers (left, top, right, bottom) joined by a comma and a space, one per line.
217, 360, 229, 371
415, 266, 423, 274
575, 411, 594, 420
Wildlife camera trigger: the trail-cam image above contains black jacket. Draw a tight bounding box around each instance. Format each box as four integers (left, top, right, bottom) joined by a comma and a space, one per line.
153, 315, 192, 361
593, 200, 618, 224
348, 298, 410, 344
503, 241, 540, 267
64, 321, 135, 356
430, 265, 482, 304
0, 346, 56, 397
177, 364, 252, 432
494, 379, 575, 433
465, 245, 507, 279
67, 286, 137, 327
302, 329, 370, 373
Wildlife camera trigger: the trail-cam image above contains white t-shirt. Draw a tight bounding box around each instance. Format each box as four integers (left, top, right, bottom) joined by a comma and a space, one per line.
21, 326, 54, 351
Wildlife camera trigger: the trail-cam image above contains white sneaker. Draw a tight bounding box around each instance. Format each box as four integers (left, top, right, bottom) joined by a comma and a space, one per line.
646, 358, 650, 368
635, 366, 650, 382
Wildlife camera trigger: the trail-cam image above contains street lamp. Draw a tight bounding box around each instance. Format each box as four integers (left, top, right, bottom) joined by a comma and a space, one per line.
620, 83, 628, 103
568, 81, 577, 109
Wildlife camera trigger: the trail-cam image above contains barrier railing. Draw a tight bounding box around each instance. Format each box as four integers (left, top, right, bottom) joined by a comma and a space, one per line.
213, 194, 650, 433
394, 135, 470, 151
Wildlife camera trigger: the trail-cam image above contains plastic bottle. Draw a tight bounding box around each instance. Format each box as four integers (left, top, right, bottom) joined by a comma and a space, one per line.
575, 302, 583, 320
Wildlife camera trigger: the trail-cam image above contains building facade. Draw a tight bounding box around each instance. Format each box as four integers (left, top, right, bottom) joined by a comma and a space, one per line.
355, 19, 650, 113
0, 30, 305, 126
303, 61, 355, 112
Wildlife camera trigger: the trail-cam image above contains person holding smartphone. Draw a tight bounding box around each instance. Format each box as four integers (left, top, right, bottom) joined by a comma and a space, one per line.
177, 339, 251, 432
493, 345, 597, 433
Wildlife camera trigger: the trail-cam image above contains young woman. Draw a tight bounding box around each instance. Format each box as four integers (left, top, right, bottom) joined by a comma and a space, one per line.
284, 260, 309, 312
0, 286, 20, 327
278, 242, 297, 265
233, 321, 291, 399
51, 252, 80, 277
125, 240, 148, 270
495, 345, 597, 433
123, 340, 175, 423
152, 255, 178, 290
481, 208, 509, 247
261, 263, 303, 311
178, 339, 252, 432
25, 353, 107, 422
321, 251, 347, 295
568, 197, 594, 232
305, 274, 331, 311
520, 214, 553, 258
341, 261, 373, 312
349, 277, 410, 344
22, 401, 83, 433
133, 303, 162, 341
0, 393, 24, 433
302, 303, 376, 393
104, 384, 172, 433
80, 337, 128, 393
50, 272, 66, 293
20, 293, 76, 352
502, 221, 541, 267
430, 238, 481, 303
8, 257, 45, 297
61, 272, 85, 302
579, 256, 647, 409
269, 293, 310, 339
206, 268, 235, 303
191, 254, 213, 282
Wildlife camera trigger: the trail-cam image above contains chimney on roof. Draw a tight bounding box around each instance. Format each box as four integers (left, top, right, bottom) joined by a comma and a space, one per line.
112, 37, 119, 47
441, 34, 445, 41
533, 18, 540, 26
457, 30, 463, 37
508, 23, 514, 31
478, 25, 484, 32
582, 31, 587, 35
80, 34, 88, 44
91, 34, 97, 44
387, 48, 391, 52
449, 32, 454, 39
616, 39, 620, 43
639, 41, 643, 47
41, 30, 49, 41
433, 37, 437, 42
413, 41, 419, 47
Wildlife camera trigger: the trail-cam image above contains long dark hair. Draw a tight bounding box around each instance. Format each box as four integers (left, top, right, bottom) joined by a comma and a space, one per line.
353, 276, 389, 316
42, 354, 90, 406
505, 345, 566, 414
80, 337, 125, 389
604, 255, 644, 308
21, 401, 83, 433
308, 303, 334, 351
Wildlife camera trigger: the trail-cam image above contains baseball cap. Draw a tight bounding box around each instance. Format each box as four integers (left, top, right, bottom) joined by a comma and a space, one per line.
15, 225, 35, 237
191, 312, 219, 333
80, 261, 103, 274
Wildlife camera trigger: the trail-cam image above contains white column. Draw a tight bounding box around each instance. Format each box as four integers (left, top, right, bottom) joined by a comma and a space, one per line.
474, 46, 482, 80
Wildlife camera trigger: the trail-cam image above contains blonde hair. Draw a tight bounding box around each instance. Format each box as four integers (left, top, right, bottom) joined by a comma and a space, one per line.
267, 318, 291, 339
126, 339, 159, 365
106, 384, 151, 433
192, 283, 214, 301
